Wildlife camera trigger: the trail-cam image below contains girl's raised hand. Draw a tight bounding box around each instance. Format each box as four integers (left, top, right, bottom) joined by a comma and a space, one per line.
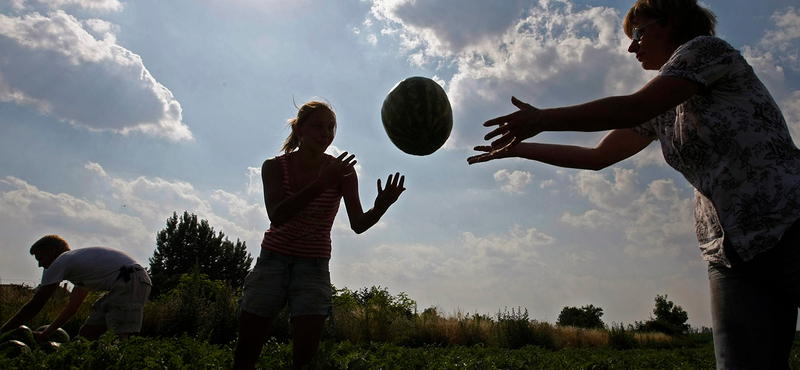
318, 152, 356, 188
375, 172, 406, 210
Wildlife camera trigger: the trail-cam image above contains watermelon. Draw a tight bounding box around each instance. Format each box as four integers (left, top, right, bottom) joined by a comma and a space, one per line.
381, 76, 453, 156
0, 325, 35, 347
0, 340, 31, 358
37, 341, 61, 354
35, 326, 71, 343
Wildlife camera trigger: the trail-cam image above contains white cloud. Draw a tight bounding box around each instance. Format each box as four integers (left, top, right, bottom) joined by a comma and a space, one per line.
494, 169, 532, 194
761, 7, 800, 53
560, 209, 606, 229
563, 168, 695, 258
570, 168, 641, 211
16, 0, 123, 12
0, 11, 191, 141
741, 6, 800, 139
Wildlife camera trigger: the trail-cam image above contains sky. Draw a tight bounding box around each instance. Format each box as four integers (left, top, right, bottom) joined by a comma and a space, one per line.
0, 0, 798, 330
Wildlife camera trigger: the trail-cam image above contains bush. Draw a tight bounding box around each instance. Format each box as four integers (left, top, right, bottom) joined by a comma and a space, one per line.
495, 307, 555, 350
140, 268, 240, 345
608, 323, 638, 350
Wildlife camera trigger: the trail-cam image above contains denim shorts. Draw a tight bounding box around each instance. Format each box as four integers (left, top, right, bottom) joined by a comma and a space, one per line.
238, 249, 332, 319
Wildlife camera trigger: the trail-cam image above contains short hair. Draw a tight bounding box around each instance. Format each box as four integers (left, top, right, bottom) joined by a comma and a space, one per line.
623, 0, 717, 45
30, 235, 71, 255
280, 100, 336, 154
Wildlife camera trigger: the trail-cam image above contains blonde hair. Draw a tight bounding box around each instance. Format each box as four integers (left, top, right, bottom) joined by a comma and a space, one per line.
30, 234, 71, 255
623, 0, 716, 45
280, 100, 337, 154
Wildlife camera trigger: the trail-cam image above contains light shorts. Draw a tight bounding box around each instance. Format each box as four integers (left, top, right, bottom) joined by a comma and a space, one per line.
238, 249, 332, 319
84, 268, 152, 334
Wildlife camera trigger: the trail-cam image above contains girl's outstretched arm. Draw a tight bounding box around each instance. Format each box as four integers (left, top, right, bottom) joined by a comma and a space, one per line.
342, 170, 406, 234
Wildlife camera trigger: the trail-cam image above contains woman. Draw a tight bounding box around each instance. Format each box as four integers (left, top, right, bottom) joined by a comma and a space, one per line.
233, 100, 406, 370
469, 0, 800, 368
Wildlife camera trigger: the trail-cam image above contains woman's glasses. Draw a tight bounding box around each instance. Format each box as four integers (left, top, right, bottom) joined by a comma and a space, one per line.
632, 19, 662, 42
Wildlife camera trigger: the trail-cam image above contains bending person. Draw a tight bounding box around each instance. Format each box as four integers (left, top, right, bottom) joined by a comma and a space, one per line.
0, 235, 152, 341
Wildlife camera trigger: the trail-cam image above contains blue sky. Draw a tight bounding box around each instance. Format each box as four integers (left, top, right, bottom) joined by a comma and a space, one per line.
1, 0, 798, 329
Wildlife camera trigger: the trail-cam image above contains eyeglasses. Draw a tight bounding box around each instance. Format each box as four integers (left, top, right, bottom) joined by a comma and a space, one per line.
632, 19, 662, 42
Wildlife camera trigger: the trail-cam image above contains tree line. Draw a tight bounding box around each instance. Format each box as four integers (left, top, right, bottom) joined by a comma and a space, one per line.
150, 211, 693, 337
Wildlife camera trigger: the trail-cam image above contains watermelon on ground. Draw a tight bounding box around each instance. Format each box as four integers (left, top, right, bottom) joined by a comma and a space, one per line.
381, 76, 453, 156
0, 340, 32, 358
0, 325, 35, 347
36, 325, 70, 343
37, 341, 61, 354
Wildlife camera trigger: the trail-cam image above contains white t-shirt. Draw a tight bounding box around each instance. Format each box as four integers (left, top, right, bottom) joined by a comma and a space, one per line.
40, 247, 143, 292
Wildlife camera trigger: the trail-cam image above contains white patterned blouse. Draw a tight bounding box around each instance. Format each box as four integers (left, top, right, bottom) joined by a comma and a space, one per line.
632, 36, 800, 267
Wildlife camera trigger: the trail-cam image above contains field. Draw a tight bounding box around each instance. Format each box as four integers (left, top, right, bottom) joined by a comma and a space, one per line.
1, 333, 727, 370
2, 282, 800, 369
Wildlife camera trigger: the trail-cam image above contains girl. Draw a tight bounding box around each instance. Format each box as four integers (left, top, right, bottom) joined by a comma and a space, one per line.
234, 100, 406, 370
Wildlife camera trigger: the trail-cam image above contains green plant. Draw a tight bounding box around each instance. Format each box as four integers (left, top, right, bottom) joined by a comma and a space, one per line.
608, 322, 638, 350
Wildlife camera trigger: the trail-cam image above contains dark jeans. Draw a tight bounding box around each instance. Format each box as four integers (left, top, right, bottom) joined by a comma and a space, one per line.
708, 221, 800, 370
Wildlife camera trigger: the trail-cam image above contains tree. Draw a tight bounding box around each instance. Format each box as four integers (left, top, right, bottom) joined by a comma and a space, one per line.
148, 211, 253, 297
556, 304, 605, 329
638, 294, 690, 336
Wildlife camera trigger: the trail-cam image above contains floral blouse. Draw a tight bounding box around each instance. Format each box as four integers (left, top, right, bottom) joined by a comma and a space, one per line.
632, 36, 800, 267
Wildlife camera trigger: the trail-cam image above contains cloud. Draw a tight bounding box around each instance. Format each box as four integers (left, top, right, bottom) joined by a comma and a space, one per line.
494, 169, 533, 194
0, 11, 191, 141
348, 224, 554, 283
562, 168, 695, 258
368, 0, 528, 55
335, 222, 709, 325
83, 162, 266, 240
761, 7, 800, 54
741, 6, 800, 138
14, 0, 124, 12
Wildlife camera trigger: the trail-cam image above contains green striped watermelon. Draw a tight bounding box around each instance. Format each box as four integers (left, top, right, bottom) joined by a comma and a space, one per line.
0, 325, 35, 347
36, 326, 70, 343
381, 76, 453, 156
0, 340, 31, 358
37, 341, 61, 354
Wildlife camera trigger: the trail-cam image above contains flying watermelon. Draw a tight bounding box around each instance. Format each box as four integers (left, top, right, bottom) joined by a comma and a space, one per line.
381, 76, 453, 156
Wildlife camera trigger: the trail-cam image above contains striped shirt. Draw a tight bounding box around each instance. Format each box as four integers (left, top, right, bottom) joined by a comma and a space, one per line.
261, 153, 342, 259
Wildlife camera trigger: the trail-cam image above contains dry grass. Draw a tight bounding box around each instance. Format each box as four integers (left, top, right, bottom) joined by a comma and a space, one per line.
553, 325, 608, 349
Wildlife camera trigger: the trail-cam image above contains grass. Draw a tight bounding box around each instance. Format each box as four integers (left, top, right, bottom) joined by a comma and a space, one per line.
8, 281, 800, 369
0, 333, 724, 370
1, 283, 694, 351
